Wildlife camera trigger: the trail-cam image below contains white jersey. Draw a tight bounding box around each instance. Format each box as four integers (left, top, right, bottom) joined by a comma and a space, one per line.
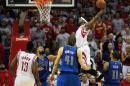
76, 25, 90, 48
16, 51, 36, 78
76, 25, 91, 65
79, 45, 91, 65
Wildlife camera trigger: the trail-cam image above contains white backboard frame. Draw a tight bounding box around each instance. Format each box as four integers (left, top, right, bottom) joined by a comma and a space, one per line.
6, 0, 75, 7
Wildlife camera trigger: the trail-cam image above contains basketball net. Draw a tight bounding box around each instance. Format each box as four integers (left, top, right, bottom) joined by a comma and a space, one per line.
34, 0, 53, 23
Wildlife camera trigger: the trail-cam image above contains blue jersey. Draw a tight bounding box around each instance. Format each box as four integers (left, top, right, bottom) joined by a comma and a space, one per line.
37, 56, 50, 81
60, 45, 80, 73
104, 60, 121, 85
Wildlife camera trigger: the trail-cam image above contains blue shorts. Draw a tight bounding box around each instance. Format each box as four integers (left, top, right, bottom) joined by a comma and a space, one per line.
36, 81, 50, 86
103, 83, 120, 86
57, 74, 81, 86
41, 81, 50, 86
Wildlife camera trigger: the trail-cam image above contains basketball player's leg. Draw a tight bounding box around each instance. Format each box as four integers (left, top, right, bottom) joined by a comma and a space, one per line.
80, 45, 91, 66
14, 76, 35, 86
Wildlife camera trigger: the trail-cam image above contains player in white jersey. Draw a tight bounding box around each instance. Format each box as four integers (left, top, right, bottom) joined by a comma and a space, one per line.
10, 41, 41, 86
76, 9, 105, 66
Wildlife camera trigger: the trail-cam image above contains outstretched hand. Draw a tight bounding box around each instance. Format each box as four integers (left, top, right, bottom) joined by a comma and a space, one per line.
47, 74, 55, 84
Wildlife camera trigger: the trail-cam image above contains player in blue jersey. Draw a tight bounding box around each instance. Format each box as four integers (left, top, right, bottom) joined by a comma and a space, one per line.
36, 46, 56, 86
103, 50, 122, 86
48, 32, 91, 86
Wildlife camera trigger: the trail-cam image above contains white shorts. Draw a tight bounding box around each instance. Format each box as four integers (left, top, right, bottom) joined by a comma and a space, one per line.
79, 45, 91, 65
122, 65, 130, 79
14, 76, 36, 86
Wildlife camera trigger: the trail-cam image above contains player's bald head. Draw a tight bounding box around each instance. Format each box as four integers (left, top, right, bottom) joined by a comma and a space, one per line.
26, 41, 34, 52
79, 17, 88, 25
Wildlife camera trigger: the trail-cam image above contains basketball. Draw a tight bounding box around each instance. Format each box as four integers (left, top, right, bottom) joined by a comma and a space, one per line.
96, 0, 106, 9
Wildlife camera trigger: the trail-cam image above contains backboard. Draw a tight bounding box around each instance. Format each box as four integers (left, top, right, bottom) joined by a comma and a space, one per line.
6, 0, 75, 8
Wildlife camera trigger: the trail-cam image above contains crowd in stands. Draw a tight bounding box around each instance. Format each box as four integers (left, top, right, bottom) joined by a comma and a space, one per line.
0, 0, 130, 85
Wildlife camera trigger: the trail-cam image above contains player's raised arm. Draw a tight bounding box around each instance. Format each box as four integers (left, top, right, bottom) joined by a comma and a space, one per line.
77, 48, 91, 70
85, 9, 105, 30
32, 56, 41, 86
19, 10, 28, 27
10, 51, 21, 79
48, 55, 57, 62
48, 47, 63, 82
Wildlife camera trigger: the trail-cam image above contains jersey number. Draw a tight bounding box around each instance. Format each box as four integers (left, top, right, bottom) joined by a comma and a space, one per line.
112, 70, 118, 79
21, 61, 28, 72
65, 55, 74, 65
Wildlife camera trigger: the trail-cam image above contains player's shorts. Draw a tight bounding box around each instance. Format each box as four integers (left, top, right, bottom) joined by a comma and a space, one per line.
103, 82, 120, 86
14, 75, 36, 86
57, 73, 81, 86
103, 84, 120, 86
122, 65, 130, 79
79, 45, 91, 65
41, 81, 50, 86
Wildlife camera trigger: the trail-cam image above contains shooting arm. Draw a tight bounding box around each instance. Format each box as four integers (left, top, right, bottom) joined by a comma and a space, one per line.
77, 49, 91, 70
19, 10, 28, 27
10, 56, 17, 79
10, 51, 21, 79
32, 57, 41, 84
85, 9, 105, 30
51, 47, 63, 76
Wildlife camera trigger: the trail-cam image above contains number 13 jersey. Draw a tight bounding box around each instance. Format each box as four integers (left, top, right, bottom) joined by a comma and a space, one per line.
16, 51, 36, 78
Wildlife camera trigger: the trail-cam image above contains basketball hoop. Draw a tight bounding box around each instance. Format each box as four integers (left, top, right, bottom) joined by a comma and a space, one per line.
34, 0, 53, 23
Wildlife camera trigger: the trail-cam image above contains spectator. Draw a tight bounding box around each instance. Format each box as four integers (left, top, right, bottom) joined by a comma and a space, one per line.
112, 12, 124, 33
64, 17, 77, 34
55, 27, 70, 48
88, 30, 98, 58
105, 15, 113, 35
89, 75, 98, 86
127, 14, 130, 27
80, 74, 89, 86
122, 45, 130, 79
0, 67, 8, 86
121, 24, 130, 39
122, 36, 130, 53
94, 17, 106, 45
32, 24, 46, 48
0, 18, 11, 35
121, 72, 130, 86
114, 33, 123, 54
102, 41, 113, 62
95, 50, 103, 72
108, 33, 115, 49
42, 23, 55, 50
0, 34, 4, 65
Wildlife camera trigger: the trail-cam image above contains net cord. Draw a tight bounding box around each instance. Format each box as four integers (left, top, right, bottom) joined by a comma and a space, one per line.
35, 0, 52, 23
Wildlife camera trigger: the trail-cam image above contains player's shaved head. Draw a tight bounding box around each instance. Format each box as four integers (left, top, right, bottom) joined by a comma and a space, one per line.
67, 32, 76, 46
79, 17, 88, 25
26, 41, 34, 52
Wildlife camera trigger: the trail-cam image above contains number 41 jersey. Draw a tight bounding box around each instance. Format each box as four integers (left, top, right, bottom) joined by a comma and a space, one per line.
16, 51, 36, 78
60, 45, 80, 73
